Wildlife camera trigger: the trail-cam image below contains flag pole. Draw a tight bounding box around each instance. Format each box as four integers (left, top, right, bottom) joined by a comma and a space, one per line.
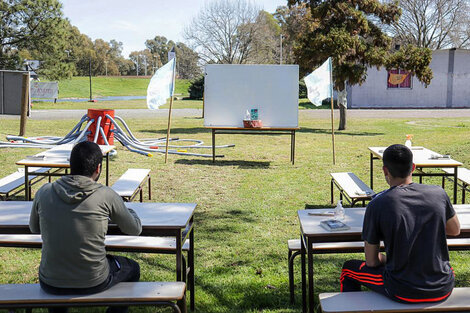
164, 59, 176, 163
329, 58, 336, 165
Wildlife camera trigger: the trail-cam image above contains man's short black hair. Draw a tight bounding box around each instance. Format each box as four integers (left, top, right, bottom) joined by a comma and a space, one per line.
383, 144, 413, 178
70, 141, 103, 177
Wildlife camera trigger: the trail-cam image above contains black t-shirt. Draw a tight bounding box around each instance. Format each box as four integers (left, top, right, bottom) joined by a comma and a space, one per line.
362, 183, 455, 300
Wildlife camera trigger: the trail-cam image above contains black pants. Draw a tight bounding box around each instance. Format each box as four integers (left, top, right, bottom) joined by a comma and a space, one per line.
341, 259, 453, 304
40, 255, 140, 313
341, 259, 387, 295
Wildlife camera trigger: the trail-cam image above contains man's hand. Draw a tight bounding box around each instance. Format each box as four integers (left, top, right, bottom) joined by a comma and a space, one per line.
364, 241, 386, 267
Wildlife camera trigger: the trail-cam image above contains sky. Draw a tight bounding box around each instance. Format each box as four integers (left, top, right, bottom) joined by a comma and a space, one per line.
61, 0, 288, 57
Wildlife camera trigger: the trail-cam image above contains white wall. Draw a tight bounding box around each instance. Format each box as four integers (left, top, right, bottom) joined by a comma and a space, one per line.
452, 49, 470, 107
349, 49, 470, 108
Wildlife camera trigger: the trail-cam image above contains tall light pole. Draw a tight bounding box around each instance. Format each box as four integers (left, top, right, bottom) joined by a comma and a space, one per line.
143, 55, 147, 76
154, 55, 158, 74
135, 55, 139, 76
88, 56, 95, 102
280, 34, 283, 65
104, 60, 108, 76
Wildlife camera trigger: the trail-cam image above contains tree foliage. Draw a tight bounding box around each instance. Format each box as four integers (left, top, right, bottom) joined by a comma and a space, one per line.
246, 11, 282, 64
0, 0, 73, 79
289, 0, 433, 129
274, 3, 315, 65
184, 0, 260, 64
145, 36, 201, 79
384, 0, 470, 49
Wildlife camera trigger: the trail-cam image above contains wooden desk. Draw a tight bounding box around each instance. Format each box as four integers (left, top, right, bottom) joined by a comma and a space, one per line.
0, 201, 196, 310
297, 205, 470, 313
16, 144, 115, 200
369, 147, 463, 203
206, 127, 299, 164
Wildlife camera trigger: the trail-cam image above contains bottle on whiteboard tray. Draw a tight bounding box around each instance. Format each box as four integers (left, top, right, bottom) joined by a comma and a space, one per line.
405, 134, 413, 148
245, 110, 251, 121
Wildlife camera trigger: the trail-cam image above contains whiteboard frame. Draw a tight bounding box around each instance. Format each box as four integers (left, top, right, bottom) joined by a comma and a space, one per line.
203, 64, 299, 128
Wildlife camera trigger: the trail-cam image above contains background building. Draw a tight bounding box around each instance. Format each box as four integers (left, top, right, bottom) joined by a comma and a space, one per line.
347, 48, 470, 108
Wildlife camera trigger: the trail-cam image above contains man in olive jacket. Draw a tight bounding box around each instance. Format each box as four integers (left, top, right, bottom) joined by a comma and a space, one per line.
30, 141, 142, 313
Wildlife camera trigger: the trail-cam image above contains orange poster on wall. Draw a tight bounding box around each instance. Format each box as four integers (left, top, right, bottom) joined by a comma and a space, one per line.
388, 73, 408, 85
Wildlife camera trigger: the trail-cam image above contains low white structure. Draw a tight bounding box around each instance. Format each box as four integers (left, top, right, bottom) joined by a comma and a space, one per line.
347, 49, 470, 108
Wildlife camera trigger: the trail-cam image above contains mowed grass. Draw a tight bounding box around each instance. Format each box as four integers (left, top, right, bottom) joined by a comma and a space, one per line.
50, 77, 191, 98
32, 99, 203, 110
32, 98, 322, 110
0, 115, 469, 312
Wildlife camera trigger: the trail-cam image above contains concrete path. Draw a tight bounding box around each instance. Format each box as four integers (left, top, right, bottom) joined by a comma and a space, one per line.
2, 108, 470, 120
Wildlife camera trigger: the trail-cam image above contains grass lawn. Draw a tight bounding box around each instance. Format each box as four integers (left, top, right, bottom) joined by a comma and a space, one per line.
49, 77, 191, 99
32, 99, 203, 110
32, 98, 322, 110
0, 115, 469, 312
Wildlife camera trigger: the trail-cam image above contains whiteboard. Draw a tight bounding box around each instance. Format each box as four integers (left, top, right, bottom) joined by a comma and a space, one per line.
204, 64, 299, 128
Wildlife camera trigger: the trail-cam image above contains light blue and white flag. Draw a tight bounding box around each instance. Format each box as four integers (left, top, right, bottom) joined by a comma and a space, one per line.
304, 57, 332, 106
146, 57, 176, 109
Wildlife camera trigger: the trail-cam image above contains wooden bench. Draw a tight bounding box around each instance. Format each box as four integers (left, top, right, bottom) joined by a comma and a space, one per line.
330, 172, 375, 207
442, 168, 470, 203
0, 168, 52, 200
0, 234, 193, 310
111, 169, 151, 202
0, 282, 186, 313
319, 287, 470, 313
287, 238, 470, 305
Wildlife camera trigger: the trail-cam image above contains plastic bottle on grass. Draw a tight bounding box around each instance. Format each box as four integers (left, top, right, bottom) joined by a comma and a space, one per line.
405, 134, 413, 148
334, 200, 345, 220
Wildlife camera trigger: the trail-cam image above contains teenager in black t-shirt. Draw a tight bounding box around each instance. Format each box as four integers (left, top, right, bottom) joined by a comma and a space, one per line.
341, 144, 461, 303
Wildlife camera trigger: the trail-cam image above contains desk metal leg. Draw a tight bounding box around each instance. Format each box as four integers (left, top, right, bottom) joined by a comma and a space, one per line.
106, 153, 109, 186
293, 131, 296, 165
301, 234, 307, 313
24, 166, 30, 201
176, 231, 183, 282
307, 237, 314, 313
370, 153, 374, 190
189, 226, 195, 311
453, 167, 458, 204
212, 129, 216, 163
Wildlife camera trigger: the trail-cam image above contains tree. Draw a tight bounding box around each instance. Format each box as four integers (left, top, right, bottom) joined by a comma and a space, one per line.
384, 0, 470, 49
184, 0, 260, 64
289, 0, 433, 130
246, 11, 281, 64
146, 36, 200, 78
145, 36, 174, 65
175, 42, 201, 79
0, 0, 74, 79
273, 4, 314, 65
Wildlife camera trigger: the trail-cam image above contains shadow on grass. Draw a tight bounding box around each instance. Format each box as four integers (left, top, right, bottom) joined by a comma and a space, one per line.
139, 127, 209, 135
304, 203, 334, 210
195, 279, 299, 313
175, 159, 271, 169
298, 127, 384, 136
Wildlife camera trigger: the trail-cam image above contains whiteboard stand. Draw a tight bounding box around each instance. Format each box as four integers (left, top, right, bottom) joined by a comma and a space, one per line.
207, 126, 300, 165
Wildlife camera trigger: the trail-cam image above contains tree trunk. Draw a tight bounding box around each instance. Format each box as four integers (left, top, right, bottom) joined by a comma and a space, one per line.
338, 88, 347, 130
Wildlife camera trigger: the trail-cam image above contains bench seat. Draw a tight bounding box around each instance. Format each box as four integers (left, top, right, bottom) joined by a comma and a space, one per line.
320, 287, 470, 313
0, 168, 51, 200
287, 238, 470, 304
111, 168, 151, 202
0, 282, 186, 313
0, 234, 190, 252
330, 172, 375, 207
442, 167, 470, 203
